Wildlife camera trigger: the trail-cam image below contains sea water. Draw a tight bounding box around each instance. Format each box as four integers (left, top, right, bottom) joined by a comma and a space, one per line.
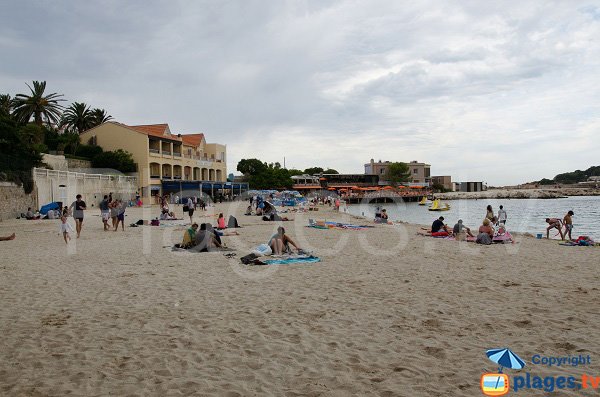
345, 196, 600, 240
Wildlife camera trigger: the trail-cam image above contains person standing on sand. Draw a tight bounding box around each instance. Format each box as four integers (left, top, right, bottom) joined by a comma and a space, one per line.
100, 195, 110, 231
485, 205, 494, 222
0, 233, 16, 241
114, 200, 126, 231
69, 194, 86, 238
545, 217, 564, 240
563, 210, 574, 240
498, 205, 507, 225
187, 196, 194, 224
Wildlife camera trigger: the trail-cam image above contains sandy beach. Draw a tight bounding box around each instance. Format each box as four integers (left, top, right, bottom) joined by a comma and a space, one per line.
1, 202, 599, 396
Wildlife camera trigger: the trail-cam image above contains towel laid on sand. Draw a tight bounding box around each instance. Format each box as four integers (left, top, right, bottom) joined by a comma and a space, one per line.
263, 255, 321, 265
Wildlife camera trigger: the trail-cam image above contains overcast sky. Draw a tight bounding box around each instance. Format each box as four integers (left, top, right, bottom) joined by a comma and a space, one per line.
1, 1, 599, 185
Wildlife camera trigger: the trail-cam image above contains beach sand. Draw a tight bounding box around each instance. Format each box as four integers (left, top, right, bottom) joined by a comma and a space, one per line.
1, 202, 599, 396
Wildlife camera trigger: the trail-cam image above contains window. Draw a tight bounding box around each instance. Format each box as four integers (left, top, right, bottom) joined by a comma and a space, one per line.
380, 169, 385, 174
413, 169, 418, 174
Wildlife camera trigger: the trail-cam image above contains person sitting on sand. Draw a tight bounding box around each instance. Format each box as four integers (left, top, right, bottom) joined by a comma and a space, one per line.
0, 233, 16, 241
269, 226, 301, 255
563, 210, 574, 240
546, 217, 564, 240
431, 216, 449, 236
25, 207, 39, 220
476, 219, 494, 245
182, 223, 198, 248
217, 213, 226, 229
245, 205, 253, 216
453, 219, 474, 238
193, 223, 222, 252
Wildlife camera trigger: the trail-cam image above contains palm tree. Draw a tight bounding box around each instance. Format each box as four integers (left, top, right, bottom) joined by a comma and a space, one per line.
61, 102, 93, 134
0, 94, 14, 116
12, 81, 65, 126
90, 108, 113, 127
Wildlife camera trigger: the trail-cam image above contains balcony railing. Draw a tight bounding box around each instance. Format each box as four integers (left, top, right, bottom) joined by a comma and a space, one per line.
149, 148, 160, 154
162, 151, 172, 155
173, 176, 182, 180
173, 152, 182, 157
163, 175, 172, 180
150, 174, 161, 179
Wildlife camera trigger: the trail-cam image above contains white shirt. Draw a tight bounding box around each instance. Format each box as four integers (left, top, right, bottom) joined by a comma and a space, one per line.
187, 198, 193, 207
60, 222, 74, 233
498, 209, 507, 222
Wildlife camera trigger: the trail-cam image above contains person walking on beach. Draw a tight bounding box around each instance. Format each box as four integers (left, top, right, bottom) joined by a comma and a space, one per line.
60, 215, 74, 244
69, 194, 87, 238
100, 195, 110, 231
545, 217, 564, 240
498, 205, 507, 225
563, 210, 574, 240
187, 196, 194, 224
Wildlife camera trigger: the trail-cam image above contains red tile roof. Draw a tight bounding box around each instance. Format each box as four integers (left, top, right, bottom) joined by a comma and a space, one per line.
128, 124, 176, 139
181, 133, 205, 147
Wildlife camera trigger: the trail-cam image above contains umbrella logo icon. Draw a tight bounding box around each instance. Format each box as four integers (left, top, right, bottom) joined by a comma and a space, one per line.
481, 348, 526, 396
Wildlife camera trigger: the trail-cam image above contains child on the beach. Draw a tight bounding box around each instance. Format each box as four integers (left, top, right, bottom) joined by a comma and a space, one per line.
60, 216, 74, 243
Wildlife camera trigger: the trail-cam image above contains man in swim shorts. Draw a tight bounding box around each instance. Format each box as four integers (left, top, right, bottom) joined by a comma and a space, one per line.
545, 217, 563, 240
69, 194, 87, 238
563, 210, 574, 240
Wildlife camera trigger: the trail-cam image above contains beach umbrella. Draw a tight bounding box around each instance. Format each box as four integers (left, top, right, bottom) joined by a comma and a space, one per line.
486, 348, 525, 372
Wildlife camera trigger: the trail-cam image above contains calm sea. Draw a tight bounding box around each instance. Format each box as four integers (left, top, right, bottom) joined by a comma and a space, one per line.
345, 196, 600, 240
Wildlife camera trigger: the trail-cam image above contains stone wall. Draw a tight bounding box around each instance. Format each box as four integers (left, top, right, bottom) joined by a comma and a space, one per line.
66, 158, 93, 170
0, 182, 37, 221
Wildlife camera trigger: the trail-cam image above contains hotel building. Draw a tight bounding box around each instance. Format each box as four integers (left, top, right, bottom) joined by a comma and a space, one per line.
364, 159, 431, 186
80, 122, 245, 198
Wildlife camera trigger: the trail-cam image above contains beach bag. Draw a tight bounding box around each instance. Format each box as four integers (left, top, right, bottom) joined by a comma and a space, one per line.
476, 233, 492, 245
150, 219, 160, 226
227, 215, 240, 228
251, 243, 272, 256
240, 253, 259, 264
183, 205, 189, 212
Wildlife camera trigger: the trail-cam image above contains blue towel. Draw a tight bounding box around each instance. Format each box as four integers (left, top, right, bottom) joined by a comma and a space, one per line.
263, 256, 321, 265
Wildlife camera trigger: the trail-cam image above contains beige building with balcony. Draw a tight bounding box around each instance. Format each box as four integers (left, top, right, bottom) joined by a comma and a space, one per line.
364, 159, 431, 186
80, 122, 227, 197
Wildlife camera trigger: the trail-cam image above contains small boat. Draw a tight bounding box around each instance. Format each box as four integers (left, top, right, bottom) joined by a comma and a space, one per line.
428, 199, 450, 211
418, 196, 429, 205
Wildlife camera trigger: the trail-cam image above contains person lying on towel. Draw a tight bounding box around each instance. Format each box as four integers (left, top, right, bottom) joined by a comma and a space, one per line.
269, 226, 301, 255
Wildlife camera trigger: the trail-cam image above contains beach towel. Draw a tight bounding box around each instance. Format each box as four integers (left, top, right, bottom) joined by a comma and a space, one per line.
262, 255, 321, 265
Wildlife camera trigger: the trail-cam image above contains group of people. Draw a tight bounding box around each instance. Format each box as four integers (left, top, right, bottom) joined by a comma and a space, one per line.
99, 194, 127, 232
426, 204, 511, 244
546, 210, 575, 240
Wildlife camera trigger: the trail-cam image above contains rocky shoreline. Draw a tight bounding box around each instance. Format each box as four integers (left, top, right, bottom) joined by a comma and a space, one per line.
435, 188, 600, 200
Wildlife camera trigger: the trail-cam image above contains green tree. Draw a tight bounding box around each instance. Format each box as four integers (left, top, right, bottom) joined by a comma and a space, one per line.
0, 94, 14, 116
91, 149, 136, 173
387, 162, 411, 186
287, 168, 304, 176
304, 167, 324, 175
237, 158, 267, 175
61, 102, 93, 133
0, 114, 43, 193
538, 178, 554, 185
12, 81, 65, 126
90, 108, 113, 127
323, 168, 339, 174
